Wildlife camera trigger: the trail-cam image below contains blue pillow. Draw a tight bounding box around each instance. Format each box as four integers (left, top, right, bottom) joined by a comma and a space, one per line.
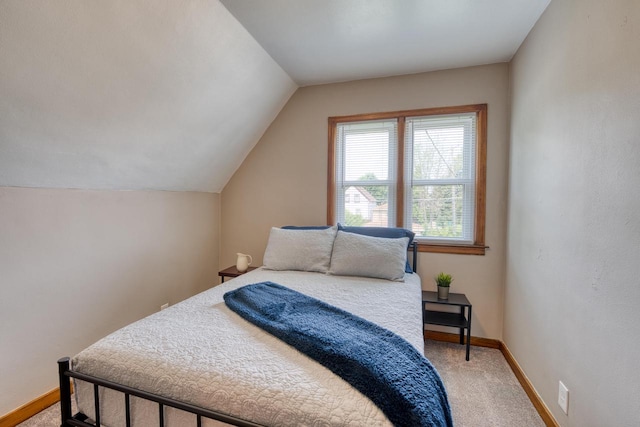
337, 224, 415, 273
281, 225, 332, 230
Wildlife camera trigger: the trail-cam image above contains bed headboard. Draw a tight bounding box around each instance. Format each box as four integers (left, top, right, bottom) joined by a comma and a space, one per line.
410, 241, 418, 272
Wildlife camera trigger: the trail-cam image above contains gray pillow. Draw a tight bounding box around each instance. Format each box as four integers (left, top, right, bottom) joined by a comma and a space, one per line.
263, 226, 338, 273
329, 231, 409, 281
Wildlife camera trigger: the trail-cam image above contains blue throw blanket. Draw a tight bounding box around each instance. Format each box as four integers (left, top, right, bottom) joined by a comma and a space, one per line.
223, 282, 453, 427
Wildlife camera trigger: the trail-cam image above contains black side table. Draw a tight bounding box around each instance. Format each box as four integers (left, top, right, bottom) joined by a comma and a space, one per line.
218, 265, 258, 283
422, 291, 472, 361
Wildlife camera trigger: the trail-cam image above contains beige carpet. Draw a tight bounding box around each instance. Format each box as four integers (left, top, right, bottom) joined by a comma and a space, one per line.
423, 340, 545, 427
18, 340, 544, 426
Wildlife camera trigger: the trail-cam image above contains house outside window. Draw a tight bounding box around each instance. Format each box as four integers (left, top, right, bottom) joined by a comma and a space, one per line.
328, 104, 487, 255
343, 186, 377, 224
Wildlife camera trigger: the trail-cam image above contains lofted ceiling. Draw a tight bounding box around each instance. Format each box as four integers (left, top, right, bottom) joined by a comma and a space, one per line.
0, 0, 550, 193
220, 0, 551, 86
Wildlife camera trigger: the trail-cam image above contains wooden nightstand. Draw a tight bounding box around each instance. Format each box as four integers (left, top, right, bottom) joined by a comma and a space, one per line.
218, 265, 258, 283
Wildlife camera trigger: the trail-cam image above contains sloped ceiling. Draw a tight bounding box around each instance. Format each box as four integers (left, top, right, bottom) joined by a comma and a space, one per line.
0, 0, 296, 192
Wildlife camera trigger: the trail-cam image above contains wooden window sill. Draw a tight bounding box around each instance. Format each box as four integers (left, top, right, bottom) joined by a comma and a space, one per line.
413, 242, 488, 255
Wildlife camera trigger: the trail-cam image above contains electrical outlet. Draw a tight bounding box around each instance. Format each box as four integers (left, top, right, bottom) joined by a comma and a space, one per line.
160, 303, 169, 311
558, 381, 569, 414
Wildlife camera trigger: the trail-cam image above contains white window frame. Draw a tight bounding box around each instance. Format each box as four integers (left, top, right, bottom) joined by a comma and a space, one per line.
333, 119, 397, 227
404, 113, 477, 244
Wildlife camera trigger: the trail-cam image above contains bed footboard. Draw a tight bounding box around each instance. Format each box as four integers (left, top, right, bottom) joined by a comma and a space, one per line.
57, 357, 263, 427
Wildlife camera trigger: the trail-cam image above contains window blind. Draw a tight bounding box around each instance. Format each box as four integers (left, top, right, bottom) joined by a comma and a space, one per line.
404, 113, 477, 243
335, 119, 398, 227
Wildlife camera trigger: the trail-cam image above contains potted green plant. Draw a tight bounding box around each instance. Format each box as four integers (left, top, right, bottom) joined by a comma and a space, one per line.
435, 272, 453, 300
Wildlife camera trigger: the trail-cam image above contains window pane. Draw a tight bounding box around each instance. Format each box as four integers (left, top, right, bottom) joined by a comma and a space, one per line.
411, 185, 464, 239
343, 185, 390, 227
413, 125, 465, 180
343, 121, 394, 181
335, 119, 397, 227
405, 113, 476, 243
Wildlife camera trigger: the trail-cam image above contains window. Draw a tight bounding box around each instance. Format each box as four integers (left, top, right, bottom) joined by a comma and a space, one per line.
332, 119, 397, 227
328, 104, 487, 255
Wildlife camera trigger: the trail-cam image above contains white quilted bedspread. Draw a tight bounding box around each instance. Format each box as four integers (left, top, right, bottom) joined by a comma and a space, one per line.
73, 269, 423, 426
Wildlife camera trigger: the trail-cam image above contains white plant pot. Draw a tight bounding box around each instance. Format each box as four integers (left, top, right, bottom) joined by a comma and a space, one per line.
437, 286, 450, 300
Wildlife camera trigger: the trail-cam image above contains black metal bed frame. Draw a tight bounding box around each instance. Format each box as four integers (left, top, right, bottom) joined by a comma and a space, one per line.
58, 358, 263, 427
57, 242, 418, 426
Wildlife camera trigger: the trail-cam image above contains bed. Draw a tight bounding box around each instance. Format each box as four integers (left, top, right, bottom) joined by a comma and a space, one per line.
58, 225, 450, 426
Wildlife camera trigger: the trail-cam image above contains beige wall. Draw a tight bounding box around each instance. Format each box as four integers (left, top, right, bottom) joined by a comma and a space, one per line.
0, 187, 220, 415
506, 1, 640, 426
222, 64, 511, 339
